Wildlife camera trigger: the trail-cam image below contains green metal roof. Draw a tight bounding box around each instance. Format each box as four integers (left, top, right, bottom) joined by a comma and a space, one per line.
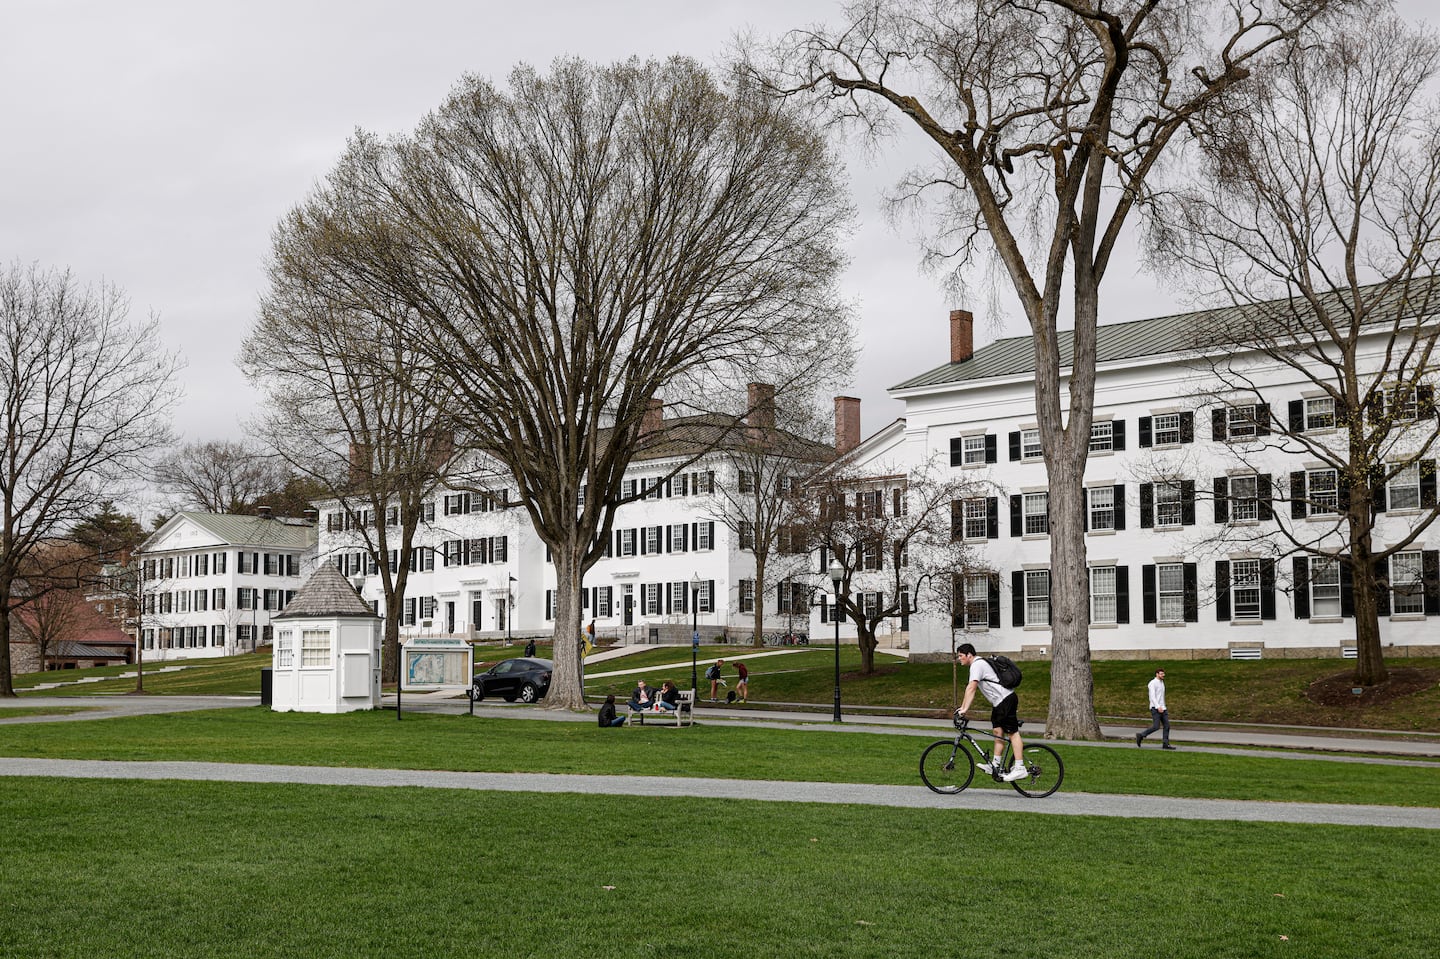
149, 512, 318, 551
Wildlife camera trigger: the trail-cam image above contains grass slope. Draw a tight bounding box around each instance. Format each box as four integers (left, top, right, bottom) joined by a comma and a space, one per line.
0, 709, 1435, 807
1, 777, 1434, 959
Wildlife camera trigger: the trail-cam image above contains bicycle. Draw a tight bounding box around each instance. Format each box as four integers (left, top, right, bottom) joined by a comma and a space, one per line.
919, 711, 1065, 799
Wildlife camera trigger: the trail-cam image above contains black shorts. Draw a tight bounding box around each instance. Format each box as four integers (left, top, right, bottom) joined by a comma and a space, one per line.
989, 694, 1020, 734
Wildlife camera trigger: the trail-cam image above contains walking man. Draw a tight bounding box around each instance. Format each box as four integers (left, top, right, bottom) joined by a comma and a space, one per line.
956, 643, 1029, 782
1136, 668, 1175, 749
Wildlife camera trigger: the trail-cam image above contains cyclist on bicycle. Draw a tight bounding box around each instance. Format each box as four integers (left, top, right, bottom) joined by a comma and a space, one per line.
956, 643, 1028, 782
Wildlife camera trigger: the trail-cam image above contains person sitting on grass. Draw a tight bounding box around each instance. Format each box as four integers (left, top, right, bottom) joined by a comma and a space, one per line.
597, 694, 626, 728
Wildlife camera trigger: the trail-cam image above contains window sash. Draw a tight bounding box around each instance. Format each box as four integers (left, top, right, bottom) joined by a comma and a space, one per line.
1392, 551, 1424, 614
1305, 397, 1335, 430
1230, 559, 1261, 621
1087, 487, 1114, 531
1227, 405, 1256, 439
962, 435, 987, 465
1310, 558, 1341, 617
1154, 482, 1183, 527
300, 629, 330, 667
1090, 566, 1116, 624
1229, 476, 1258, 521
963, 499, 987, 539
1023, 492, 1049, 535
1308, 470, 1338, 514
1021, 429, 1042, 459
1153, 413, 1181, 445
1024, 570, 1050, 626
1089, 421, 1113, 453
1156, 564, 1185, 623
1389, 464, 1421, 510
964, 575, 989, 629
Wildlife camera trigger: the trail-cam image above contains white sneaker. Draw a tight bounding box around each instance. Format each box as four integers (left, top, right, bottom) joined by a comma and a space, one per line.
1001, 764, 1029, 782
975, 761, 995, 775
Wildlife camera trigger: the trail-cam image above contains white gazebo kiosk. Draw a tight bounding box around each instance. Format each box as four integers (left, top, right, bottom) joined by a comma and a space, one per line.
270, 562, 382, 713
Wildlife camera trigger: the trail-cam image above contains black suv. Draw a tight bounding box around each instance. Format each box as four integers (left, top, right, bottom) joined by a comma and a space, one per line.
469, 658, 553, 703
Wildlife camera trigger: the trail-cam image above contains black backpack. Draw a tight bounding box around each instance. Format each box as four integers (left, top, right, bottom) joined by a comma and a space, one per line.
985, 655, 1023, 690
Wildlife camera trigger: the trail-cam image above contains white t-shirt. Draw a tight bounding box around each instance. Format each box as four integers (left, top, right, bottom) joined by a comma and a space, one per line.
968, 658, 1012, 707
1148, 677, 1167, 711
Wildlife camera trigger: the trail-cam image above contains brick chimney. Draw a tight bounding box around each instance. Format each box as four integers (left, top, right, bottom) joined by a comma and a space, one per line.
950, 309, 974, 363
834, 396, 861, 455
747, 382, 775, 433
639, 397, 664, 436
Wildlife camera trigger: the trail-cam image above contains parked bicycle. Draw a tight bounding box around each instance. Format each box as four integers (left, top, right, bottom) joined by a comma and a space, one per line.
920, 712, 1065, 799
761, 631, 809, 647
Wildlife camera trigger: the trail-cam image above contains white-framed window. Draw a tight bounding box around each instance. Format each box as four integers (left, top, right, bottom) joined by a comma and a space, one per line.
669, 581, 688, 614
643, 527, 661, 554
694, 523, 713, 551
1152, 413, 1182, 446
1226, 405, 1257, 440
1157, 563, 1185, 624
1308, 469, 1338, 515
642, 584, 662, 616
276, 630, 294, 668
668, 524, 688, 553
1305, 396, 1335, 431
1090, 565, 1116, 625
1154, 481, 1183, 527
619, 529, 636, 557
962, 498, 988, 540
1384, 388, 1419, 422
1025, 570, 1050, 626
1389, 463, 1421, 511
1229, 475, 1258, 522
962, 434, 988, 466
1023, 492, 1049, 536
1021, 429, 1042, 460
860, 591, 882, 620
1310, 557, 1341, 618
964, 574, 989, 630
1087, 486, 1114, 532
739, 579, 755, 614
1391, 551, 1424, 615
697, 580, 713, 613
596, 586, 613, 619
211, 624, 225, 648
1230, 559, 1262, 622
1089, 421, 1114, 453
738, 470, 755, 494
300, 628, 331, 667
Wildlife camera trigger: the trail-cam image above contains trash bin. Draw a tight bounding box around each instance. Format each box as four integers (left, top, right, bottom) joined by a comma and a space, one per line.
260, 667, 273, 706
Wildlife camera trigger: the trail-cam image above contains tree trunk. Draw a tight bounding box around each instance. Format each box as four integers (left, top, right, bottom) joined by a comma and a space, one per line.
0, 575, 14, 696
752, 555, 766, 648
1348, 501, 1389, 686
1044, 450, 1102, 739
856, 623, 877, 675
547, 545, 586, 710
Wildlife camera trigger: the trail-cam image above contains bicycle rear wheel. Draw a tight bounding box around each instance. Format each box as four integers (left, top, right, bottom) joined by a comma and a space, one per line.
920, 739, 975, 794
1004, 743, 1064, 798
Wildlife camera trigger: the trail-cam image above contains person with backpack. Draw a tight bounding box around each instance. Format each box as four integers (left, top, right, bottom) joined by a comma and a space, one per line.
955, 643, 1029, 782
706, 659, 726, 702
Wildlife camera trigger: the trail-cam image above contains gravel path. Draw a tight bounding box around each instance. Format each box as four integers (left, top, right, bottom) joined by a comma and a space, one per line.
2, 757, 1436, 829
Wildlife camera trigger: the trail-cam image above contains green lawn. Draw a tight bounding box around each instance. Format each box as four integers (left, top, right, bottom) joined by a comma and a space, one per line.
0, 705, 94, 718
0, 708, 1434, 807
1, 777, 1433, 959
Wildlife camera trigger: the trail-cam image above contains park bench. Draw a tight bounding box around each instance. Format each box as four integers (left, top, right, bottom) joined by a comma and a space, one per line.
628, 689, 695, 727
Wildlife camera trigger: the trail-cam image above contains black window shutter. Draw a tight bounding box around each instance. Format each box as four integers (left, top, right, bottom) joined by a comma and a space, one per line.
1183, 563, 1199, 622
665, 585, 673, 615
987, 497, 999, 539
1181, 480, 1196, 526
1256, 404, 1272, 436
985, 434, 997, 464
1112, 419, 1126, 451
1215, 561, 1231, 621
706, 580, 715, 614
665, 526, 672, 553
1370, 466, 1387, 514
1115, 566, 1130, 624
1288, 399, 1305, 433
1009, 495, 1022, 537
1260, 559, 1276, 620
950, 437, 963, 467
1082, 493, 1089, 531
1179, 411, 1194, 444
988, 575, 1001, 629
545, 591, 552, 620
1258, 474, 1274, 521
1374, 559, 1390, 617
1340, 559, 1355, 617
1211, 408, 1227, 442
1106, 484, 1123, 530
1138, 416, 1152, 447
706, 521, 714, 546
1142, 565, 1157, 623
1423, 551, 1440, 615
1292, 556, 1310, 619
1420, 460, 1437, 509
1213, 477, 1229, 524
1290, 472, 1307, 520
1139, 484, 1154, 528
1418, 385, 1436, 420
951, 501, 963, 540
1011, 571, 1025, 627
1337, 472, 1351, 512
1008, 431, 1021, 461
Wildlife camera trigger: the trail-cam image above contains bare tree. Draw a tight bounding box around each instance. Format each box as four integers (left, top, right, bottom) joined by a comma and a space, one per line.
796, 458, 982, 674
711, 386, 835, 646
267, 57, 853, 708
1152, 13, 1440, 686
152, 441, 287, 515
758, 0, 1334, 737
0, 262, 178, 696
242, 279, 457, 685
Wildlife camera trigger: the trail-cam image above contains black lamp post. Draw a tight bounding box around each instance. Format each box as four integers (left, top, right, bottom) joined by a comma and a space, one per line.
690, 572, 701, 693
829, 558, 843, 723
507, 575, 516, 646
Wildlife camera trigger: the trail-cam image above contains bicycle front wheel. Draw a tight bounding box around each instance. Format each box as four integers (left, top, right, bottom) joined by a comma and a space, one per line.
920, 739, 975, 794
1005, 743, 1064, 798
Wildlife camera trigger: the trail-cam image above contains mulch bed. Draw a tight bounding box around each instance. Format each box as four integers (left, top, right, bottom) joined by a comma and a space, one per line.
1305, 667, 1440, 708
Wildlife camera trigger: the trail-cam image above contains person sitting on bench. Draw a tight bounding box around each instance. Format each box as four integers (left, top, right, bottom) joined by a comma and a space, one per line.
656, 680, 680, 711
628, 680, 655, 712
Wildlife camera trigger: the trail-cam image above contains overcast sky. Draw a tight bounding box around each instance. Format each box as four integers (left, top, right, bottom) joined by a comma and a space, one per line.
2, 0, 1430, 446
